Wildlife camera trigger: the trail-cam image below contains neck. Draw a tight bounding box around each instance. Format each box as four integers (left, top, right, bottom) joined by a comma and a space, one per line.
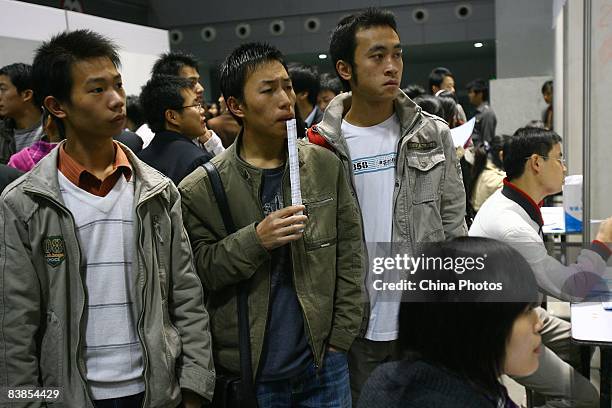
344, 91, 395, 127
13, 105, 41, 130
64, 133, 116, 178
508, 176, 546, 204
240, 126, 286, 169
297, 100, 314, 121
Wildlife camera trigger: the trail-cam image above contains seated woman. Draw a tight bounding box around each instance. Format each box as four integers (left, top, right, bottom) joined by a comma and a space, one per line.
471, 135, 510, 212
358, 237, 542, 408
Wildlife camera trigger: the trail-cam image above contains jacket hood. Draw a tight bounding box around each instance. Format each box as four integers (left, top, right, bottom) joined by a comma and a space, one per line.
315, 90, 422, 144
20, 140, 170, 204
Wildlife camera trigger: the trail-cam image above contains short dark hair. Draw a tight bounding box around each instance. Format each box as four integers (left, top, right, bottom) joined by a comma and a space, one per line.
428, 67, 453, 94
541, 80, 553, 95
288, 63, 319, 107
329, 8, 398, 91
466, 78, 489, 101
32, 30, 120, 108
435, 90, 458, 124
399, 237, 539, 399
0, 63, 34, 94
319, 72, 343, 95
503, 128, 562, 180
402, 84, 426, 99
219, 42, 286, 124
126, 95, 144, 130
413, 95, 443, 118
152, 51, 199, 77
140, 75, 193, 133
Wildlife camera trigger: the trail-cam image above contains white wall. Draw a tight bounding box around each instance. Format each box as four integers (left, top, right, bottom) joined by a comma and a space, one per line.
0, 0, 169, 96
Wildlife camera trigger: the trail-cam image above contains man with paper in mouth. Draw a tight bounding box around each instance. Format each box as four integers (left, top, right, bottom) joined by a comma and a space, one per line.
179, 42, 364, 407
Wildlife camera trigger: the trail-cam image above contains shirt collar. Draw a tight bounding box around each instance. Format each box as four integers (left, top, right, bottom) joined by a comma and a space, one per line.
501, 178, 544, 228
305, 106, 318, 127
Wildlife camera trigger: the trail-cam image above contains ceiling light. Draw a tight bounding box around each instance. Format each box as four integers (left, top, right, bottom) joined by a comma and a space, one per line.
318, 54, 327, 59
474, 42, 484, 48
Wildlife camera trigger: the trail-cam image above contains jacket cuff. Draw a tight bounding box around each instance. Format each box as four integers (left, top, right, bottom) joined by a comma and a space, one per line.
591, 240, 611, 262
243, 222, 270, 260
178, 366, 216, 402
328, 329, 357, 353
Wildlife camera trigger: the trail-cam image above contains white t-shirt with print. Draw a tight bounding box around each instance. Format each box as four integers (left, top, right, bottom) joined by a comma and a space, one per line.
343, 113, 401, 341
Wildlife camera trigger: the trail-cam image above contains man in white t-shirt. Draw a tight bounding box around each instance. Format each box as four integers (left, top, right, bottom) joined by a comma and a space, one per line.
307, 8, 467, 402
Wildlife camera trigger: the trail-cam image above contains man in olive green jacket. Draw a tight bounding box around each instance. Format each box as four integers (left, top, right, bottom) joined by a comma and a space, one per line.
180, 43, 363, 406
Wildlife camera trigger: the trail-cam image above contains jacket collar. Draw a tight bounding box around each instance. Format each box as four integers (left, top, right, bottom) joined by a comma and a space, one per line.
501, 178, 544, 228
21, 140, 169, 206
314, 90, 422, 147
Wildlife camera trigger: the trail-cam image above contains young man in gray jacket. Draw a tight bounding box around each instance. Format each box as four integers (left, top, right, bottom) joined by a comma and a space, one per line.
307, 7, 467, 403
0, 30, 214, 408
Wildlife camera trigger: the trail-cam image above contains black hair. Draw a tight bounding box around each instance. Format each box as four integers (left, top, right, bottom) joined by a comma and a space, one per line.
399, 237, 539, 399
329, 7, 398, 91
521, 120, 546, 130
403, 84, 426, 99
470, 135, 511, 197
140, 75, 193, 133
503, 128, 562, 180
288, 62, 320, 107
541, 80, 553, 95
428, 67, 453, 94
0, 63, 34, 94
152, 51, 199, 77
219, 42, 287, 124
126, 95, 144, 130
466, 78, 489, 101
414, 95, 443, 118
435, 90, 458, 126
319, 72, 343, 95
32, 30, 120, 108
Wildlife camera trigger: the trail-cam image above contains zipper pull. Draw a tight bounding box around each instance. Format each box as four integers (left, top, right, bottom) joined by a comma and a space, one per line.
152, 215, 164, 244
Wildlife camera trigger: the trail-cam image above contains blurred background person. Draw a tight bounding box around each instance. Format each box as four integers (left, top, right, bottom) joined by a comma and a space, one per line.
317, 72, 343, 111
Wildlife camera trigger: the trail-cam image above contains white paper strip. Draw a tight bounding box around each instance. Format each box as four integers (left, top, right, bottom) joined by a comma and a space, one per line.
286, 119, 303, 215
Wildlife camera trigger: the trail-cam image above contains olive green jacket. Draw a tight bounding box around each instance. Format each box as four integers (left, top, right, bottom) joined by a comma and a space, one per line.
179, 135, 364, 378
0, 143, 215, 407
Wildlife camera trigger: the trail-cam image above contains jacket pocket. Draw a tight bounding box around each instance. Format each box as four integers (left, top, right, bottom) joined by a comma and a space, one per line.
40, 310, 63, 387
162, 303, 182, 382
406, 149, 445, 204
303, 196, 337, 250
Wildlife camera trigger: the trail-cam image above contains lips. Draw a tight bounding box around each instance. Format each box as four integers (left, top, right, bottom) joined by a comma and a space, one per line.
111, 114, 126, 123
278, 115, 295, 122
384, 80, 399, 86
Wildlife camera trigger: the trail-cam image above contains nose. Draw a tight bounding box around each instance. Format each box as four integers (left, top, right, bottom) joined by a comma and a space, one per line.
195, 82, 204, 101
534, 313, 544, 333
109, 89, 125, 111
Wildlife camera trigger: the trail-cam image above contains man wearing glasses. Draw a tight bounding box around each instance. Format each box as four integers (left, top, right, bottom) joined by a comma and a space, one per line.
137, 75, 213, 185
470, 127, 612, 407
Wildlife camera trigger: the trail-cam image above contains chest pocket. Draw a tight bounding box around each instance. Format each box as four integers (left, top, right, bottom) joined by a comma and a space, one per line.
406, 148, 446, 204
303, 196, 337, 250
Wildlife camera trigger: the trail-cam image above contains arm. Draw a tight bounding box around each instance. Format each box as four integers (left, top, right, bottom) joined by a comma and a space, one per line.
202, 130, 225, 156
328, 164, 364, 351
439, 126, 468, 239
0, 198, 43, 397
179, 169, 270, 291
480, 110, 497, 145
166, 189, 215, 402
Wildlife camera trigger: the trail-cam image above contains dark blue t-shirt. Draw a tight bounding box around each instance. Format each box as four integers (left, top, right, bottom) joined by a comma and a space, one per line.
257, 166, 312, 381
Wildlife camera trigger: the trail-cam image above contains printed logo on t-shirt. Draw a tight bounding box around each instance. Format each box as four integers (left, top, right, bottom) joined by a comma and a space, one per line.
352, 153, 397, 175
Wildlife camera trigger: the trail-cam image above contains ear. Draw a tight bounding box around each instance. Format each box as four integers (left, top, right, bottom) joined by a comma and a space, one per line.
165, 108, 181, 127
44, 96, 67, 119
296, 91, 309, 102
226, 96, 245, 120
336, 60, 352, 83
21, 89, 34, 104
528, 154, 543, 174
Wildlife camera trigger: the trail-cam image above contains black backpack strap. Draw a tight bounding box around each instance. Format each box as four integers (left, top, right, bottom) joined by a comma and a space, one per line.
201, 162, 256, 395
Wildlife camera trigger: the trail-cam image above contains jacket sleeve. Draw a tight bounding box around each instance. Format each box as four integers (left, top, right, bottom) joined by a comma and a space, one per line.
0, 197, 44, 405
480, 110, 497, 145
328, 163, 364, 352
179, 169, 270, 292
439, 126, 468, 239
166, 189, 215, 402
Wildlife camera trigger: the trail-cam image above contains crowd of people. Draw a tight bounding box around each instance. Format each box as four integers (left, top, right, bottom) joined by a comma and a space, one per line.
1, 6, 611, 408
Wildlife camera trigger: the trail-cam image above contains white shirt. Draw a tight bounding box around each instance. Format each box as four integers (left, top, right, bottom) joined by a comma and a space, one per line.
343, 113, 401, 341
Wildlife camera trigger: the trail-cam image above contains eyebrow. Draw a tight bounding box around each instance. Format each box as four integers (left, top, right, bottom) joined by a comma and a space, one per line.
85, 74, 122, 85
367, 44, 403, 53
260, 78, 292, 85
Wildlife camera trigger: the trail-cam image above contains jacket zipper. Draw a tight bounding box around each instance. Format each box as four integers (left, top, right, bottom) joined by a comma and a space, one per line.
29, 192, 95, 407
